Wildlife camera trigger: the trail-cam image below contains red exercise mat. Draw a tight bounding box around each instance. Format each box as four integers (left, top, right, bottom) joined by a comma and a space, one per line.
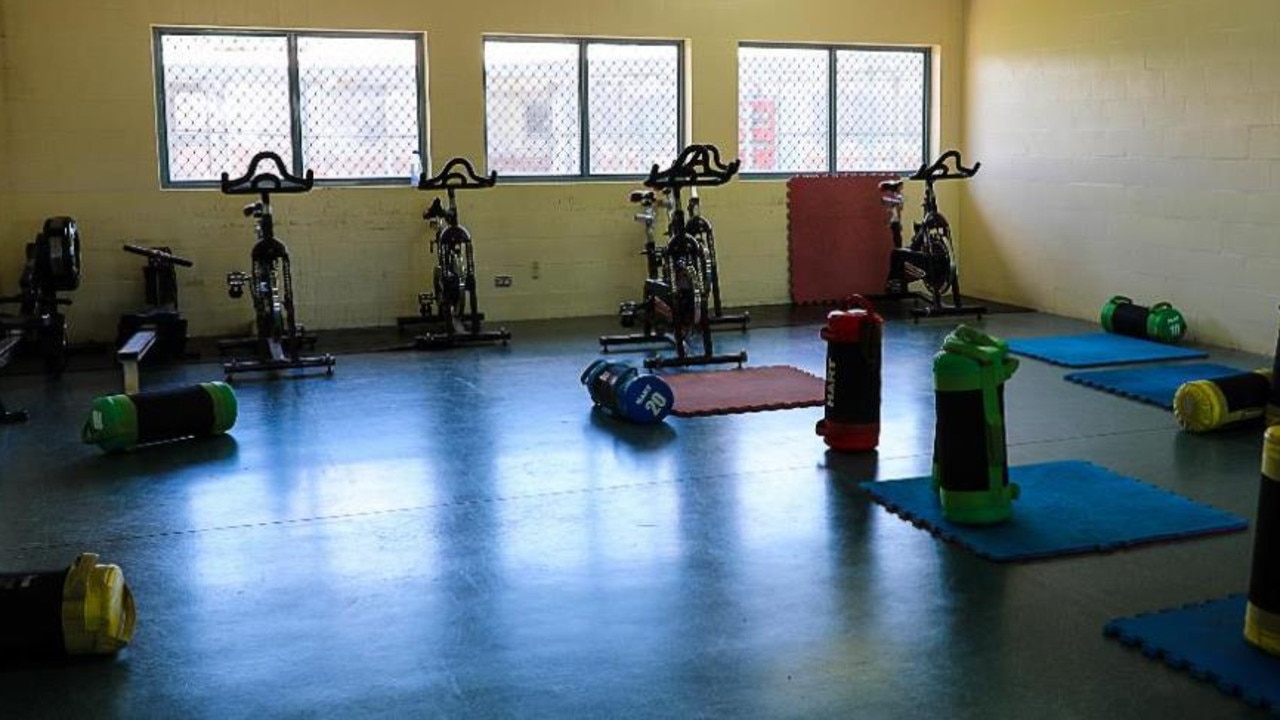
787, 174, 894, 305
663, 365, 825, 417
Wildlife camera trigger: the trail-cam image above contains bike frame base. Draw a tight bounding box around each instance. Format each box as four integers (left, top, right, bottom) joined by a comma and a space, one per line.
398, 309, 508, 350
867, 289, 921, 304
707, 311, 750, 332
222, 354, 335, 377
218, 333, 334, 377
599, 331, 676, 352
217, 332, 320, 354
644, 350, 747, 371
910, 302, 987, 321
869, 290, 986, 322
412, 327, 510, 351
397, 312, 487, 331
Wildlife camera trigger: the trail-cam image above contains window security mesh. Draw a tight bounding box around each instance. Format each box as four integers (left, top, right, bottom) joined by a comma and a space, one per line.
586, 44, 680, 175
298, 36, 421, 180
160, 34, 292, 183
738, 44, 929, 174
484, 41, 582, 176
484, 39, 682, 177
738, 46, 830, 174
835, 49, 926, 172
157, 30, 423, 184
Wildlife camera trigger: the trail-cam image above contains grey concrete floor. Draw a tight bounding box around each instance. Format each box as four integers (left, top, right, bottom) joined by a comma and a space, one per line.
0, 307, 1274, 719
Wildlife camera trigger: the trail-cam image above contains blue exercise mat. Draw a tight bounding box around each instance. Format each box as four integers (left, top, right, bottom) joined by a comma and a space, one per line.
1007, 332, 1208, 368
857, 460, 1246, 562
1105, 595, 1280, 714
1064, 362, 1245, 410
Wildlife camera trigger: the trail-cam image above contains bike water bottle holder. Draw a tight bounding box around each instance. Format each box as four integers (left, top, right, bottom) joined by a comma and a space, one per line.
619, 301, 641, 328
225, 271, 248, 299
629, 189, 656, 205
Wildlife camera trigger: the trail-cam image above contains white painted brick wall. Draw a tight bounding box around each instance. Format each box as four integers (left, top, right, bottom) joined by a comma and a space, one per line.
965, 0, 1280, 354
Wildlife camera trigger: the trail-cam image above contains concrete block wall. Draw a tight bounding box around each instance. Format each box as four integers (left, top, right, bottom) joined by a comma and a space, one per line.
963, 0, 1280, 353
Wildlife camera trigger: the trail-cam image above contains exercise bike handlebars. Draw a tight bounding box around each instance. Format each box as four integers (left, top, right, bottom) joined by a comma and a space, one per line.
417, 157, 498, 191
645, 144, 740, 190
220, 151, 315, 196
910, 150, 981, 182
122, 244, 194, 268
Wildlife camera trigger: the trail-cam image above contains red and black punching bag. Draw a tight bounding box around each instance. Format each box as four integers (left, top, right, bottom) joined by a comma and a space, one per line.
816, 295, 883, 452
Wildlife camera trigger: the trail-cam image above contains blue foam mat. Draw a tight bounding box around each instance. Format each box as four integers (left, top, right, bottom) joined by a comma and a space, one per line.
857, 460, 1246, 562
1064, 362, 1245, 410
1105, 595, 1280, 714
1007, 332, 1208, 368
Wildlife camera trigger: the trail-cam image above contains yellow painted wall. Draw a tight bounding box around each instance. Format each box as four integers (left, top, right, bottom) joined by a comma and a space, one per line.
0, 0, 964, 341
963, 0, 1280, 353
0, 8, 8, 227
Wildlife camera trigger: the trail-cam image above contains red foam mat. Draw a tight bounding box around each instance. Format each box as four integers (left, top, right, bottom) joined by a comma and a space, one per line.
787, 174, 894, 305
663, 365, 825, 417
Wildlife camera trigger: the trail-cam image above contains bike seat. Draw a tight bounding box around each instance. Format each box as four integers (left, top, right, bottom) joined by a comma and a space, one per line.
424, 198, 448, 221
629, 190, 655, 204
881, 196, 904, 209
879, 180, 904, 192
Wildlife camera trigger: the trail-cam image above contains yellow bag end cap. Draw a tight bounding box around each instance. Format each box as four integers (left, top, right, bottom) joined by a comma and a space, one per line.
61, 553, 136, 656
1173, 380, 1225, 433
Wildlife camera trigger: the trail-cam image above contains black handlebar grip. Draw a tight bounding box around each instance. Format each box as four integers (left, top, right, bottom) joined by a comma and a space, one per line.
910, 150, 981, 182
121, 244, 194, 268
644, 144, 741, 189
417, 157, 498, 191
221, 151, 315, 195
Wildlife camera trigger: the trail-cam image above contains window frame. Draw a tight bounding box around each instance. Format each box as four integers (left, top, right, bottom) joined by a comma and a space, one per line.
153, 26, 427, 189
482, 35, 687, 183
737, 41, 931, 179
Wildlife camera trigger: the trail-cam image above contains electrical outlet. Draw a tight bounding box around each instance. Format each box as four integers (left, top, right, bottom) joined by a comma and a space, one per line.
494, 275, 513, 288
531, 260, 540, 280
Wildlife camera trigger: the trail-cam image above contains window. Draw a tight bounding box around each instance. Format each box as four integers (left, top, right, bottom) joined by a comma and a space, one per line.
154, 28, 425, 187
738, 44, 929, 175
484, 38, 684, 178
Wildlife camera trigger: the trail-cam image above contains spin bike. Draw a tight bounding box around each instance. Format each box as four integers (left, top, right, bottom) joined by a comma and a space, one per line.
599, 186, 677, 351
0, 216, 81, 375
682, 145, 750, 331
219, 151, 335, 378
398, 156, 510, 349
878, 150, 986, 320
637, 145, 748, 370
